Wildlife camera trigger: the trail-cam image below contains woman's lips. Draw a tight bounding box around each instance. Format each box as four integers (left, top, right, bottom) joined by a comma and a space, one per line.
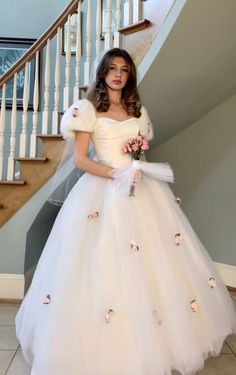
113, 80, 121, 84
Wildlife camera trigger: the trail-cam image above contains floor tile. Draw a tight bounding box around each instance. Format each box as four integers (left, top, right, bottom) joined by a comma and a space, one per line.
197, 353, 236, 375
226, 334, 236, 354
5, 351, 31, 375
0, 305, 19, 326
0, 350, 15, 375
0, 327, 19, 350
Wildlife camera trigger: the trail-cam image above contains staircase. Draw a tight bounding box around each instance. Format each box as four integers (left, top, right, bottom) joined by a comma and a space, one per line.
0, 0, 176, 227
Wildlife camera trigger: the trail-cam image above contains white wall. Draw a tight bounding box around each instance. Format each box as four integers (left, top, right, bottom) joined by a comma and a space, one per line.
0, 0, 69, 39
148, 93, 236, 266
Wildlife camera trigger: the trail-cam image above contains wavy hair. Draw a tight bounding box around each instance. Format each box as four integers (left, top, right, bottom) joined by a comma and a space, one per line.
87, 48, 141, 117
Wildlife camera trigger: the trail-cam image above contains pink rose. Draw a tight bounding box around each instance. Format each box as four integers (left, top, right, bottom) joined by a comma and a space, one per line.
137, 135, 143, 143
121, 144, 128, 153
141, 140, 149, 150
132, 143, 139, 152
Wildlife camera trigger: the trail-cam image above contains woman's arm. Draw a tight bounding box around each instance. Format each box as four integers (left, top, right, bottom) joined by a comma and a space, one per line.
73, 131, 114, 178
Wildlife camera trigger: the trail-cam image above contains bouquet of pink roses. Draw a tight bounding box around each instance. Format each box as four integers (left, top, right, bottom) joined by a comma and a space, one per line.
121, 134, 149, 196
110, 134, 174, 197
121, 134, 149, 161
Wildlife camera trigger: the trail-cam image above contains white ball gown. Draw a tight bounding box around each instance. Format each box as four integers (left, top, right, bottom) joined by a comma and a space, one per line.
15, 99, 236, 375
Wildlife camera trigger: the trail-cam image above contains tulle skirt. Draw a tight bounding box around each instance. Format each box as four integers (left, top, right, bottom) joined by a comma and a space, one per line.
15, 172, 236, 375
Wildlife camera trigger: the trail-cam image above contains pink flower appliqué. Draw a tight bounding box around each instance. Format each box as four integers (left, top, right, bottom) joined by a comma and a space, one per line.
208, 277, 217, 288
88, 211, 99, 220
175, 233, 183, 246
153, 310, 162, 325
43, 294, 51, 304
130, 240, 140, 252
175, 197, 182, 206
105, 309, 114, 323
190, 299, 198, 312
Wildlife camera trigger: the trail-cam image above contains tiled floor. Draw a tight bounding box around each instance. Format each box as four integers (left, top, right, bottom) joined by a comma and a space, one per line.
0, 294, 236, 375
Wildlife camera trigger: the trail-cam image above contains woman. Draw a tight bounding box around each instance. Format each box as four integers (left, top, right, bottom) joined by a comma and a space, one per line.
16, 48, 236, 375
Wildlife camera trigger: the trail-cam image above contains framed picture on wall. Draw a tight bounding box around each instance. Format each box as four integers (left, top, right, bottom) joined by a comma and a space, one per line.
0, 37, 38, 110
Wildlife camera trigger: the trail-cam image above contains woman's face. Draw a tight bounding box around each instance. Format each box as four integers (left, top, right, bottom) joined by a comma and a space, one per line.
105, 56, 129, 92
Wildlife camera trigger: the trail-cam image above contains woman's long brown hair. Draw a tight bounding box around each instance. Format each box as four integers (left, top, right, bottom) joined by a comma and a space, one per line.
87, 48, 142, 118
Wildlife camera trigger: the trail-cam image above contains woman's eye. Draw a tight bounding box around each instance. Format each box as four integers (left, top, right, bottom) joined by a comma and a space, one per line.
122, 68, 128, 73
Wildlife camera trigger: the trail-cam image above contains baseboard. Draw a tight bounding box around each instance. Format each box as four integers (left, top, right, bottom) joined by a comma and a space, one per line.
0, 261, 236, 300
214, 261, 236, 289
0, 273, 24, 300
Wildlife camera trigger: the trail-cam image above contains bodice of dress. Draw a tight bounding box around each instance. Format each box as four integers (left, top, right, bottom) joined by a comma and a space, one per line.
92, 117, 141, 168
60, 98, 154, 168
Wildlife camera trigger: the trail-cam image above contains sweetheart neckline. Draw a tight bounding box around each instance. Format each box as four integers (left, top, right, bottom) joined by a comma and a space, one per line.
95, 117, 136, 124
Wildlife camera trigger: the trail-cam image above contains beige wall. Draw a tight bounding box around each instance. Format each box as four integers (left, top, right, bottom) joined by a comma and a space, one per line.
148, 93, 236, 266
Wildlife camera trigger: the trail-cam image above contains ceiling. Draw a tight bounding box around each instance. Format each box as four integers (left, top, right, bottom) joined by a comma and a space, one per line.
139, 0, 236, 147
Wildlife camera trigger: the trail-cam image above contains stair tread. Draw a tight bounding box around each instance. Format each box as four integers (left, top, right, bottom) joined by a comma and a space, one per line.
14, 157, 48, 162
79, 85, 88, 90
118, 19, 151, 35
37, 134, 64, 139
0, 180, 26, 185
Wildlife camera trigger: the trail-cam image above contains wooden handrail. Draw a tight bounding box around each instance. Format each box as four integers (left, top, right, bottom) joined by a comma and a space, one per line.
0, 0, 83, 88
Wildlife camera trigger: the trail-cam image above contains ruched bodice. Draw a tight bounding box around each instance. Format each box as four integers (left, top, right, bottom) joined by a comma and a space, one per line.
60, 98, 154, 167
92, 117, 140, 167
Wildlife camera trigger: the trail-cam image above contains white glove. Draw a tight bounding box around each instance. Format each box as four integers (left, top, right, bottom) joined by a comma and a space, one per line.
110, 160, 174, 196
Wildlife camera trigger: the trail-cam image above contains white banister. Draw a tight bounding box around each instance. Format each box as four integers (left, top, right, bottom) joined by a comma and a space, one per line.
42, 39, 51, 134
30, 51, 39, 157
74, 2, 82, 101
7, 73, 17, 180
96, 0, 102, 56
0, 84, 6, 179
19, 62, 29, 157
52, 27, 61, 133
0, 0, 141, 184
123, 0, 132, 27
132, 0, 141, 23
104, 0, 113, 50
114, 0, 122, 47
84, 0, 92, 85
63, 14, 72, 110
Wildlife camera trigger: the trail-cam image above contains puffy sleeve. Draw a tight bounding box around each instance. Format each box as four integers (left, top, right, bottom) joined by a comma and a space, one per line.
60, 99, 96, 140
139, 106, 154, 141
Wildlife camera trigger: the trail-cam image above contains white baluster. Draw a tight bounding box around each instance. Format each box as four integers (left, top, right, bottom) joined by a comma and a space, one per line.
104, 0, 113, 50
123, 0, 132, 26
7, 73, 17, 180
30, 51, 39, 157
19, 62, 29, 157
96, 0, 102, 56
63, 14, 71, 110
84, 0, 92, 85
0, 84, 6, 179
52, 27, 61, 134
74, 3, 81, 101
42, 39, 51, 134
133, 0, 141, 23
114, 0, 122, 47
